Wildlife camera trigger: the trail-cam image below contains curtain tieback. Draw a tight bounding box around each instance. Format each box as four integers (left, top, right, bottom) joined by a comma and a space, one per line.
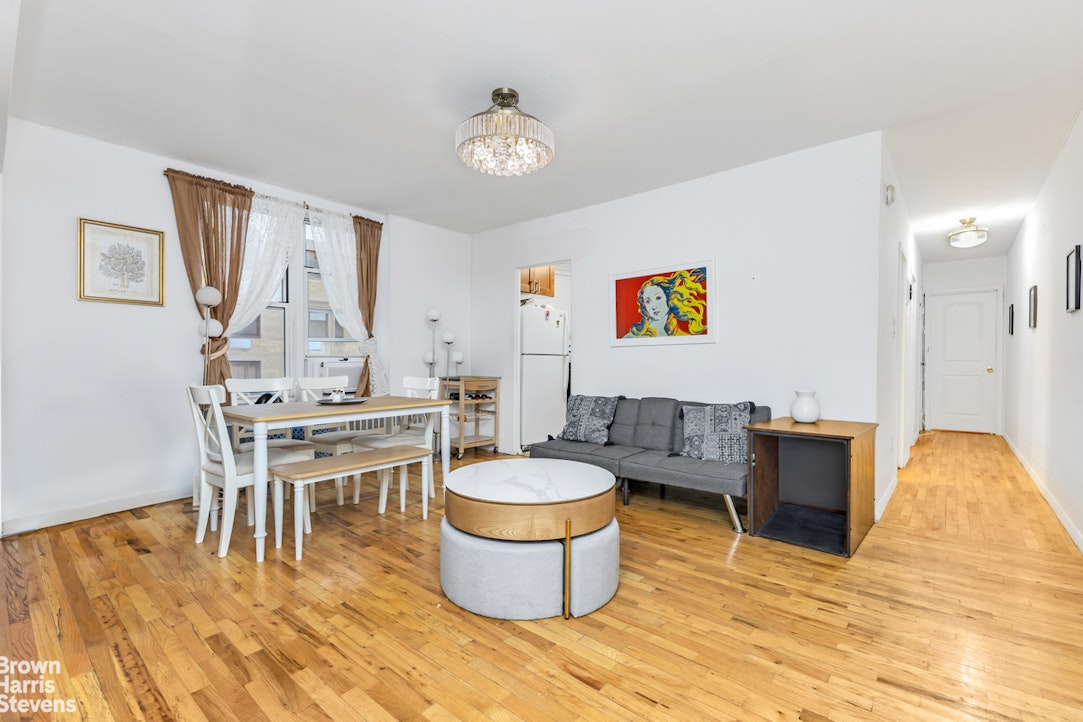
359, 337, 389, 396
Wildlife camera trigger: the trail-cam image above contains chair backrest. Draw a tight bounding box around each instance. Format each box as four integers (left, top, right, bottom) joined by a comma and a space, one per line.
402, 376, 440, 400
397, 376, 440, 432
224, 376, 294, 405
297, 375, 351, 402
187, 384, 238, 477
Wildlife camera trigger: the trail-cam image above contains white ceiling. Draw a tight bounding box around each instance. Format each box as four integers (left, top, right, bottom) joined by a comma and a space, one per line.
6, 1, 1083, 264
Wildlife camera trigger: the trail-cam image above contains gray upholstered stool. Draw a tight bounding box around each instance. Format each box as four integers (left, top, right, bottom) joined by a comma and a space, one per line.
568, 518, 620, 618
440, 517, 620, 620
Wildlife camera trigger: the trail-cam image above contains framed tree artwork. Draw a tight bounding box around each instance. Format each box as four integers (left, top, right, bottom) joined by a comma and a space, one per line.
78, 218, 164, 306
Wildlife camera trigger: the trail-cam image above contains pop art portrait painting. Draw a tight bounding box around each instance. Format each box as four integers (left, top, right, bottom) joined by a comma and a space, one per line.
610, 262, 714, 346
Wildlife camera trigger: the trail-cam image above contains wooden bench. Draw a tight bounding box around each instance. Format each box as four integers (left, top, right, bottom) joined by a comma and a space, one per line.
270, 445, 433, 560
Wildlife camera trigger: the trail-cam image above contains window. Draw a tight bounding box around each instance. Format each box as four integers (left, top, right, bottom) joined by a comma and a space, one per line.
227, 306, 286, 379
226, 219, 360, 379
233, 316, 261, 338
306, 272, 361, 357
231, 360, 263, 379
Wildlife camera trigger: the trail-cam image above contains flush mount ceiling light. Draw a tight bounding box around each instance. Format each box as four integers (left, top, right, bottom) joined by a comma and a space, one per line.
455, 87, 554, 176
948, 217, 989, 248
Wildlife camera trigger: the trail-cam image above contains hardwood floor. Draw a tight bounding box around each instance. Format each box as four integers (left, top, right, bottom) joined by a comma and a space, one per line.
2, 431, 1082, 720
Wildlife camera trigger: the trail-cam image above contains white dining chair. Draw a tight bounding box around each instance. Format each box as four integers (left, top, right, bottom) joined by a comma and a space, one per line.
187, 385, 313, 558
223, 377, 316, 455
352, 376, 440, 504
296, 374, 378, 506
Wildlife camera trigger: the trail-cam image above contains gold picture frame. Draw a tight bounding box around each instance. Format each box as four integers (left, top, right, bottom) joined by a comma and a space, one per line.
78, 218, 164, 306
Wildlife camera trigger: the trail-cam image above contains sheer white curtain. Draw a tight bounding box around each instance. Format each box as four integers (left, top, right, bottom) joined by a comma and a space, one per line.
225, 195, 304, 337
308, 207, 389, 395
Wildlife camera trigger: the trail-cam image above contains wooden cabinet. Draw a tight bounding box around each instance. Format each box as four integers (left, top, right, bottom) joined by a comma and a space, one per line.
440, 376, 500, 459
520, 265, 555, 296
746, 418, 876, 557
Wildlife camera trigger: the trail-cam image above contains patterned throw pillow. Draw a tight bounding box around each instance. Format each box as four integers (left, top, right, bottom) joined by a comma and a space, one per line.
558, 395, 620, 444
680, 402, 752, 463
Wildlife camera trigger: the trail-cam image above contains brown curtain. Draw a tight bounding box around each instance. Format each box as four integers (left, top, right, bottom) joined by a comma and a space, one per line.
165, 168, 254, 387
353, 215, 383, 396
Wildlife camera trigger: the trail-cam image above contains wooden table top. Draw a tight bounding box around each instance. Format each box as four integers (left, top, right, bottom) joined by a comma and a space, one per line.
221, 395, 450, 424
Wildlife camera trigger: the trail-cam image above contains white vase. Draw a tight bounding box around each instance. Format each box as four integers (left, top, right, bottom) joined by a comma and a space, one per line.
790, 390, 820, 423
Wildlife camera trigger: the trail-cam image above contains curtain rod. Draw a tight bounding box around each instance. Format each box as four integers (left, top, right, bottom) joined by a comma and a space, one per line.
164, 168, 383, 225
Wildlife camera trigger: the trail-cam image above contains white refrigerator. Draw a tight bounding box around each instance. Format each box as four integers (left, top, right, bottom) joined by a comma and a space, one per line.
520, 305, 570, 449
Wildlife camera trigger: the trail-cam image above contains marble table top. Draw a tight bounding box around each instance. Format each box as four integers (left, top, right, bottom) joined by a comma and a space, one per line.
444, 458, 615, 504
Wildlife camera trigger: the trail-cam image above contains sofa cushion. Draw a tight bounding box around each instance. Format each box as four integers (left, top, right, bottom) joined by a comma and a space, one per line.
633, 397, 679, 451
529, 438, 644, 476
674, 401, 772, 451
558, 395, 621, 444
620, 449, 748, 497
680, 402, 751, 463
607, 398, 641, 447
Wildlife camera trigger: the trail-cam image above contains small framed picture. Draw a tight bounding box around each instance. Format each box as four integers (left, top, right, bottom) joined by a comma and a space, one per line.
78, 218, 164, 306
1066, 245, 1081, 312
1008, 303, 1014, 335
1029, 285, 1038, 328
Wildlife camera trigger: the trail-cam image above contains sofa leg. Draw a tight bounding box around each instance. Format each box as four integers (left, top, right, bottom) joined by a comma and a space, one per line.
724, 495, 745, 533
659, 484, 665, 500
622, 478, 629, 506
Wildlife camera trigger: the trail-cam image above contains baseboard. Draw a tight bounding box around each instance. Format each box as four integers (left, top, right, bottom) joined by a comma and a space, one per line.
1, 489, 189, 538
875, 475, 898, 522
1004, 432, 1083, 554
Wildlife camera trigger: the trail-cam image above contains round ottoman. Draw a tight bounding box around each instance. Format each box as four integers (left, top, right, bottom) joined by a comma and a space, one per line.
439, 458, 621, 619
440, 517, 620, 619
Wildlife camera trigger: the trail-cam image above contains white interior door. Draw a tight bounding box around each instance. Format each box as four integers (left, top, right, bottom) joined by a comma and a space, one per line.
925, 290, 998, 433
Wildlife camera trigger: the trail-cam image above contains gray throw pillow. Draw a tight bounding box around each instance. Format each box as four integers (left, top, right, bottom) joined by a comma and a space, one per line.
558, 395, 620, 444
681, 402, 751, 463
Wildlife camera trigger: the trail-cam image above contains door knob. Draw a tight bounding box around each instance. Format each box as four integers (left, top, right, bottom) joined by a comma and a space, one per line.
986, 367, 994, 373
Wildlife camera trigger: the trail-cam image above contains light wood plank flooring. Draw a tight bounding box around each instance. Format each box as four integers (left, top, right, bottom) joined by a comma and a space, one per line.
2, 431, 1082, 720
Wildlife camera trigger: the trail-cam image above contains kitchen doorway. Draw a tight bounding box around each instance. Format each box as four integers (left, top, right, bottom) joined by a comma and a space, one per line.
518, 261, 572, 451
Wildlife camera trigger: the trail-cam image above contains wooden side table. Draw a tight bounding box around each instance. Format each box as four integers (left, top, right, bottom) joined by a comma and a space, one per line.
745, 417, 877, 557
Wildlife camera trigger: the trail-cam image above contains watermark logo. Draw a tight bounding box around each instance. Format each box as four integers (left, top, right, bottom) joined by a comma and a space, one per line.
0, 656, 78, 714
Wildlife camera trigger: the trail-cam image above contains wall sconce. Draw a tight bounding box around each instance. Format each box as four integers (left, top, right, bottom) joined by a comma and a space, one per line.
425, 307, 441, 377
442, 331, 456, 378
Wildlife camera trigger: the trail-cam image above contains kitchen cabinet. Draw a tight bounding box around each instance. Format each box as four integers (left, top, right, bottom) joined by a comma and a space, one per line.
440, 376, 500, 459
746, 417, 877, 557
520, 265, 555, 296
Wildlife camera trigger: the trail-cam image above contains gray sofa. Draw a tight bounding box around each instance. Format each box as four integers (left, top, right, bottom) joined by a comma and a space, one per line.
529, 396, 771, 532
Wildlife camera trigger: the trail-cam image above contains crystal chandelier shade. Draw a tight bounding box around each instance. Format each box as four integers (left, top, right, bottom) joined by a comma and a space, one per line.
455, 88, 554, 177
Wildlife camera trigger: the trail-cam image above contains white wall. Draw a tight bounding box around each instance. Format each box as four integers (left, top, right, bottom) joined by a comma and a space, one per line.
0, 119, 471, 534
382, 215, 472, 385
0, 171, 5, 528
924, 256, 1008, 292
471, 133, 894, 499
876, 142, 922, 518
1004, 106, 1083, 550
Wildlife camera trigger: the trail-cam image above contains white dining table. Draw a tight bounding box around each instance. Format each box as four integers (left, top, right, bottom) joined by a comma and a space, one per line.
221, 395, 452, 561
